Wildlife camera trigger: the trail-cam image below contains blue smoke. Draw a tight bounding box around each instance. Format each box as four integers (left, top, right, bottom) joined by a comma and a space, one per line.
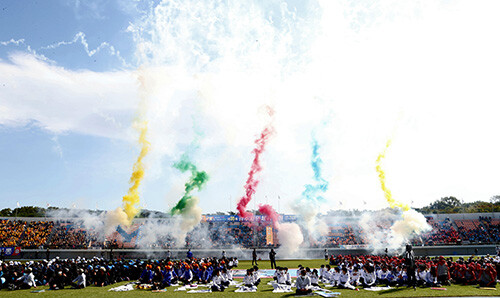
302, 136, 329, 203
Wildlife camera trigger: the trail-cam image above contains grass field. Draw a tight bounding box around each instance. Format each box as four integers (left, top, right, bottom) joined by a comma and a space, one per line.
1, 259, 497, 297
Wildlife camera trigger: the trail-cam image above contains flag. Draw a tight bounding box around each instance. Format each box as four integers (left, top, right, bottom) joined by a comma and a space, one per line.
16, 202, 20, 208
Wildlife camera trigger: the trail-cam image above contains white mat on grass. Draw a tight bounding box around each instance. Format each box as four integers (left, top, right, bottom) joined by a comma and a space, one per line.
364, 286, 392, 291
108, 284, 135, 292
314, 290, 341, 297
187, 289, 212, 293
235, 285, 258, 292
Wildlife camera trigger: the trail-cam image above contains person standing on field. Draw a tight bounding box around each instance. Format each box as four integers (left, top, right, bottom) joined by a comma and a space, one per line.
269, 248, 277, 269
252, 248, 258, 266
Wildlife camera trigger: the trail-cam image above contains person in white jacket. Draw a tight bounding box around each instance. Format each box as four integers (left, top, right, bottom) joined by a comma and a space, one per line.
322, 265, 332, 283
319, 265, 326, 281
338, 267, 356, 290
283, 268, 292, 285
350, 266, 362, 287
276, 268, 286, 284
243, 269, 255, 287
361, 265, 376, 288
252, 266, 261, 286
211, 270, 226, 292
376, 266, 394, 286
220, 268, 232, 287
295, 270, 312, 295
16, 268, 36, 290
71, 269, 86, 289
416, 265, 436, 287
330, 266, 341, 286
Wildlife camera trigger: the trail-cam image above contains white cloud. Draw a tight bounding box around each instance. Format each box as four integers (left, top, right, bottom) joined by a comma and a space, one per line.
2, 0, 500, 214
0, 53, 138, 138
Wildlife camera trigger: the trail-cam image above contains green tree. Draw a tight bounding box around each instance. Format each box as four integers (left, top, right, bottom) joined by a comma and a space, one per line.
0, 208, 12, 216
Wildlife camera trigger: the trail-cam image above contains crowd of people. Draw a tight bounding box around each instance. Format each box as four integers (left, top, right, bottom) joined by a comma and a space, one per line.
0, 216, 500, 249
419, 218, 460, 245
48, 225, 91, 249
0, 220, 53, 248
0, 252, 240, 292
324, 250, 499, 290
0, 248, 498, 293
455, 217, 500, 244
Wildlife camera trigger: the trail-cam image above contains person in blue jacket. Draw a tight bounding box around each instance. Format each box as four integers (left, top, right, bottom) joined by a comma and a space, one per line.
161, 266, 177, 287
179, 265, 193, 285
201, 266, 212, 284
139, 265, 153, 284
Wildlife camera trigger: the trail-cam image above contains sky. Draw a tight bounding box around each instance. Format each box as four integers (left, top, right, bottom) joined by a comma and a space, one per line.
1, 0, 500, 214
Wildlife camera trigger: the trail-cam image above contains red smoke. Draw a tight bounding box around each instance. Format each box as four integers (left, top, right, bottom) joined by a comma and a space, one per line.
236, 106, 275, 219
258, 204, 280, 229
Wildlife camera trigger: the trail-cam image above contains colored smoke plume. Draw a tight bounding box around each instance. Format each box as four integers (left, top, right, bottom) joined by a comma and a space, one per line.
121, 121, 151, 225
170, 155, 209, 215
259, 203, 304, 255
105, 208, 129, 235
237, 106, 275, 219
376, 139, 409, 211
169, 154, 209, 245
172, 196, 203, 245
371, 138, 430, 251
292, 135, 329, 235
258, 204, 280, 229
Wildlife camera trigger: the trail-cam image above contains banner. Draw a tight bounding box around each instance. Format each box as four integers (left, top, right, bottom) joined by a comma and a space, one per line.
339, 244, 370, 249
201, 214, 298, 223
0, 247, 21, 256
266, 226, 274, 245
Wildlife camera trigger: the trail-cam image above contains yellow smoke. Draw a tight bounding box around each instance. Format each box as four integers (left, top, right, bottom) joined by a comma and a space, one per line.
376, 139, 410, 211
121, 121, 150, 225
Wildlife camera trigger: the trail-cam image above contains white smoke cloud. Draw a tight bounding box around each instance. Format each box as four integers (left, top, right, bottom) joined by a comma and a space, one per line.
391, 209, 431, 247
40, 32, 129, 67
171, 197, 203, 245
359, 208, 431, 252
277, 222, 304, 257
2, 0, 500, 215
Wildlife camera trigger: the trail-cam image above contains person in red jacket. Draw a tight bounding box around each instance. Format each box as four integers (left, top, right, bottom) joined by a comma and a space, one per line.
436, 257, 451, 285
478, 264, 496, 288
464, 265, 477, 285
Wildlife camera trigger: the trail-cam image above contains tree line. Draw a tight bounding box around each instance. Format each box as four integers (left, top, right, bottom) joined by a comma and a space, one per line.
1, 196, 499, 217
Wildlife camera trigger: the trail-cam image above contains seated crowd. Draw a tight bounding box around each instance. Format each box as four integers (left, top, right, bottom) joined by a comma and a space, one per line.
1, 252, 497, 293
0, 254, 239, 292
322, 254, 499, 291
0, 216, 500, 249
0, 220, 53, 248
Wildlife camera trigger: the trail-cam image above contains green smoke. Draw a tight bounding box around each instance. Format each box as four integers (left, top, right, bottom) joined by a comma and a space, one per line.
170, 155, 209, 215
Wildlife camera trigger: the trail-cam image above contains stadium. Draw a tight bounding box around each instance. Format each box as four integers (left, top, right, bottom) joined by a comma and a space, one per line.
2, 0, 500, 297
0, 207, 499, 296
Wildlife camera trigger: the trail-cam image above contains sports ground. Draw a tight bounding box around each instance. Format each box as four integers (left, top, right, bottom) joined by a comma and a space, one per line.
1, 259, 498, 298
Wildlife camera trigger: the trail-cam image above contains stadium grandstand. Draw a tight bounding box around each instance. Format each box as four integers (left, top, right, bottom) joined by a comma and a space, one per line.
1, 212, 499, 251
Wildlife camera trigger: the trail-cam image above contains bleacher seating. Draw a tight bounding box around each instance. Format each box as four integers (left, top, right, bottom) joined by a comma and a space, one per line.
0, 213, 500, 249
